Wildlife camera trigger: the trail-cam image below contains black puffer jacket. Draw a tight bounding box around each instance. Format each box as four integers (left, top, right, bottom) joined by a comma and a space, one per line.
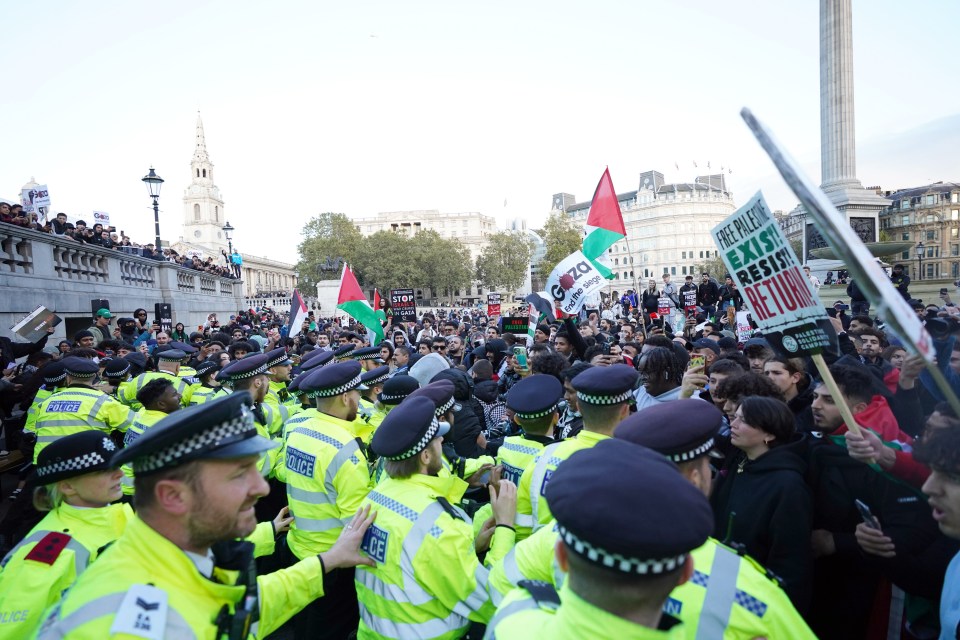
432, 368, 488, 458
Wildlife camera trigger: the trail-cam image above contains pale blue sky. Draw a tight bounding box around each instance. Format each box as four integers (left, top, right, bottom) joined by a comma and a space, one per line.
2, 1, 957, 260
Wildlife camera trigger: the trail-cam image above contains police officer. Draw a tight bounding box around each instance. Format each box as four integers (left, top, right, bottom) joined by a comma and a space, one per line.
499, 375, 562, 485
34, 393, 376, 640
333, 343, 356, 362
351, 346, 383, 372
188, 360, 227, 406
118, 349, 196, 410
487, 400, 817, 639
23, 361, 67, 436
0, 431, 133, 637
484, 440, 712, 639
29, 357, 136, 463
376, 374, 419, 416
356, 397, 517, 638
354, 365, 391, 445
221, 352, 284, 443
98, 358, 132, 397
275, 361, 372, 640
167, 341, 199, 379
514, 364, 638, 538
119, 378, 183, 496
262, 348, 300, 428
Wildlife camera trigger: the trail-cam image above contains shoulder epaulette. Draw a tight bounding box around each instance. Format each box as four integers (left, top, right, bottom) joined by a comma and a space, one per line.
25, 532, 73, 565
436, 497, 465, 522
518, 579, 561, 609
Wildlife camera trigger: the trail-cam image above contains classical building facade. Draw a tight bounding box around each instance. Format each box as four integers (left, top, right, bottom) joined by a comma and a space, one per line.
553, 170, 737, 295
172, 114, 298, 299
879, 182, 960, 280
350, 209, 498, 299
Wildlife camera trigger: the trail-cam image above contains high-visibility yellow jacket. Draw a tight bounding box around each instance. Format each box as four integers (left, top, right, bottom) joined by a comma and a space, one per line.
485, 582, 686, 640
23, 387, 57, 435
119, 409, 171, 495
354, 474, 515, 639
33, 516, 327, 639
497, 434, 551, 486
352, 398, 385, 446
276, 411, 370, 559
487, 523, 817, 640
30, 386, 135, 463
263, 381, 301, 437
118, 371, 196, 410
188, 384, 228, 406
0, 502, 133, 639
513, 430, 608, 539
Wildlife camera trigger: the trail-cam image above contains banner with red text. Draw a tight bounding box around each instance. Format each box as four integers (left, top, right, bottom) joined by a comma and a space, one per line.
711, 191, 835, 356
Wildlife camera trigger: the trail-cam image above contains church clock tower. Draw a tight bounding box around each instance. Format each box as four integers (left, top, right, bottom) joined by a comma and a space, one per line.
182, 113, 227, 252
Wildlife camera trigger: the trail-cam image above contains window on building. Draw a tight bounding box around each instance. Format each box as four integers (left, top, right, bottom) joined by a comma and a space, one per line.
196, 169, 200, 178
953, 228, 959, 239
194, 204, 200, 222
953, 209, 959, 221
927, 214, 937, 224
927, 264, 936, 279
681, 251, 686, 260
902, 199, 911, 209
953, 193, 960, 204
614, 258, 619, 265
700, 251, 704, 259
671, 267, 676, 276
663, 267, 669, 275
214, 206, 219, 222
682, 266, 687, 275
902, 233, 910, 241
952, 244, 959, 257
624, 271, 628, 279
902, 215, 910, 226
901, 251, 910, 260
202, 169, 207, 178
927, 231, 936, 241
954, 262, 960, 278
926, 195, 936, 206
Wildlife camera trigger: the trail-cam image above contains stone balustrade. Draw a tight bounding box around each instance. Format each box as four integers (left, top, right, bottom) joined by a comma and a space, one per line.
0, 224, 245, 341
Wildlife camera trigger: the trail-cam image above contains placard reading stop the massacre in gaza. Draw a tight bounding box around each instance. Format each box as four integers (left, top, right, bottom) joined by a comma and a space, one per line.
711, 191, 833, 355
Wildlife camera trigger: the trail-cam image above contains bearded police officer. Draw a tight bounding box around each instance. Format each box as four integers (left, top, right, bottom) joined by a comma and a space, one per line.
485, 439, 712, 639
500, 375, 562, 485
514, 364, 638, 539
275, 361, 372, 640
34, 393, 376, 640
28, 357, 136, 463
488, 400, 816, 639
262, 348, 300, 427
355, 397, 517, 638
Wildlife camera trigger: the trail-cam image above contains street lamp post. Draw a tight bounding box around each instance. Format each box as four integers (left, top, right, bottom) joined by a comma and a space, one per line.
916, 241, 925, 281
141, 167, 164, 249
222, 221, 235, 256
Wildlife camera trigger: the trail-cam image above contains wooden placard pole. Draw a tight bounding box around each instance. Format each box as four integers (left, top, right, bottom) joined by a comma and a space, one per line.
811, 353, 861, 436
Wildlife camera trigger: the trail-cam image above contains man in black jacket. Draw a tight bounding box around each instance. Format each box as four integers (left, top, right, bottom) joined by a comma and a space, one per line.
697, 272, 720, 316
1, 327, 53, 371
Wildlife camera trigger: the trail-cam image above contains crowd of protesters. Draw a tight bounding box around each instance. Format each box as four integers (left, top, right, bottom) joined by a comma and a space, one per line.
0, 272, 959, 638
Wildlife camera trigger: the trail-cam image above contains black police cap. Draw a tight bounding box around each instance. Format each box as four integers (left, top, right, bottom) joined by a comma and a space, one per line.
371, 396, 450, 461
378, 375, 420, 405
111, 392, 276, 476
156, 348, 188, 362
103, 358, 132, 379
299, 361, 367, 398
506, 374, 563, 420
169, 341, 198, 354
300, 350, 335, 372
264, 349, 294, 369
40, 360, 67, 384
547, 439, 712, 575
36, 430, 118, 485
408, 380, 458, 416
352, 346, 382, 362
571, 364, 638, 405
220, 352, 271, 380
615, 400, 721, 463
333, 344, 356, 361
62, 357, 99, 378
361, 365, 391, 387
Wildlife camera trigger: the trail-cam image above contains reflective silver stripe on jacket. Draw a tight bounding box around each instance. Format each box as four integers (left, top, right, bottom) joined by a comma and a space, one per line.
484, 593, 555, 640
501, 441, 541, 457
360, 606, 467, 640
694, 545, 741, 640
0, 530, 91, 578
286, 428, 362, 531
525, 442, 562, 530
35, 591, 197, 640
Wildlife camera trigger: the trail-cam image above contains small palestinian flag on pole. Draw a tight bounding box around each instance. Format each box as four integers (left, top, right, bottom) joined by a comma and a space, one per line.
582, 168, 626, 279
337, 264, 384, 343
287, 289, 309, 337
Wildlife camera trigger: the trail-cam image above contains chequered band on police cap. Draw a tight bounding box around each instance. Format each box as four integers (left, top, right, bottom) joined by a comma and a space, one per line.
514, 402, 559, 420
308, 374, 363, 399
575, 389, 633, 406
435, 396, 455, 416
157, 352, 187, 361
228, 364, 269, 380
379, 392, 411, 403
672, 437, 715, 463
37, 452, 105, 480
355, 353, 382, 361
43, 373, 68, 383
105, 363, 131, 378
132, 408, 257, 474
65, 369, 97, 379
557, 523, 688, 575
384, 418, 441, 461
364, 372, 391, 386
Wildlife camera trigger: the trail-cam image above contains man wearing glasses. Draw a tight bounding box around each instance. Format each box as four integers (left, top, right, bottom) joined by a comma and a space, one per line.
431, 337, 451, 364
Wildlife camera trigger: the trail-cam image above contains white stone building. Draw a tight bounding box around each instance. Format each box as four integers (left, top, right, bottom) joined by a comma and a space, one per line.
172, 114, 298, 300
553, 170, 737, 295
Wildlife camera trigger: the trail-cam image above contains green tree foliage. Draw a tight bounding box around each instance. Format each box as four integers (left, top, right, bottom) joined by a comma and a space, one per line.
413, 231, 473, 302
476, 231, 535, 293
296, 213, 364, 291
540, 210, 583, 275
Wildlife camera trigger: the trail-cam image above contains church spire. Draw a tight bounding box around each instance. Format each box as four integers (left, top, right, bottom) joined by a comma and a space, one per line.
194, 111, 209, 164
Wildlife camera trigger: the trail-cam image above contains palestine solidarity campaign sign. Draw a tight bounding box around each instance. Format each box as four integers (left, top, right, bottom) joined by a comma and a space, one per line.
711, 192, 835, 356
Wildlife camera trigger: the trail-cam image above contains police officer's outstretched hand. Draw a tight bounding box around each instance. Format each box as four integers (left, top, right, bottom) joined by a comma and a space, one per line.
319, 505, 378, 571
272, 506, 294, 534
489, 479, 518, 527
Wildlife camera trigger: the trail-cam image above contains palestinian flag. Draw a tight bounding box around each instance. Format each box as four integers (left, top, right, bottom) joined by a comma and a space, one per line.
373, 288, 387, 325
287, 289, 309, 337
582, 168, 626, 279
337, 265, 384, 343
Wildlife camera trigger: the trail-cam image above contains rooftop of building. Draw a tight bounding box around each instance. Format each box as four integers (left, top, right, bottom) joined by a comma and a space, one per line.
559, 171, 732, 216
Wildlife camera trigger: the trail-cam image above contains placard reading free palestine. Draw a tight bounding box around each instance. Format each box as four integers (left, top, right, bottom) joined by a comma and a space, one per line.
711, 191, 833, 356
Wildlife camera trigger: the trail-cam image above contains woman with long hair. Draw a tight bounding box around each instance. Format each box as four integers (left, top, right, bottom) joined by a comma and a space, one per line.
170, 322, 188, 342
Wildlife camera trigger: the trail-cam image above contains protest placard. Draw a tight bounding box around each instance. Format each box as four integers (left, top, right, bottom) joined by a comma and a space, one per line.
21, 185, 50, 224
683, 290, 697, 317
93, 210, 111, 227
502, 316, 529, 336
546, 250, 607, 316
11, 306, 61, 343
390, 288, 417, 322
657, 297, 671, 317
487, 292, 502, 318
712, 191, 835, 357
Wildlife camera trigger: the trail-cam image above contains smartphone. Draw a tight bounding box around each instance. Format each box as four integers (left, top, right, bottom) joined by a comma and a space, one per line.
513, 345, 528, 368
855, 499, 881, 530
478, 470, 492, 485
688, 354, 705, 371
